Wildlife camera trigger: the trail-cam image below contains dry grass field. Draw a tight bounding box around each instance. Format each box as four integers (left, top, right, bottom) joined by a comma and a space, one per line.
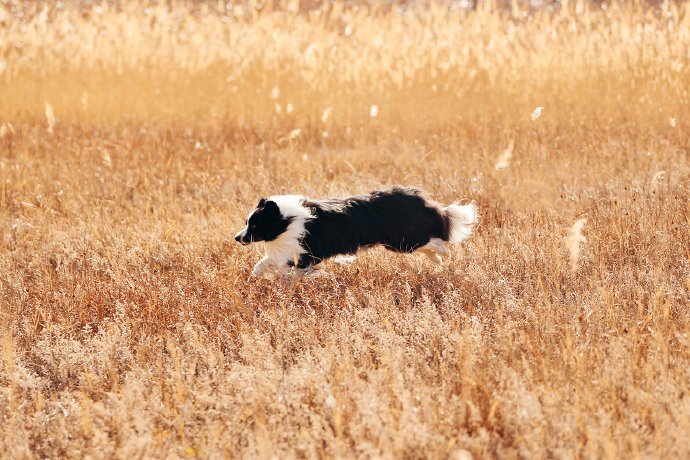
1, 0, 689, 458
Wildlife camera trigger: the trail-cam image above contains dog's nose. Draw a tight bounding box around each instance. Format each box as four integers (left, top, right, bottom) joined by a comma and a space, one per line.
235, 234, 241, 242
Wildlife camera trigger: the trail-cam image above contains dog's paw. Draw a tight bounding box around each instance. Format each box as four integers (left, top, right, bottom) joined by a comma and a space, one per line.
251, 268, 276, 280
251, 261, 270, 277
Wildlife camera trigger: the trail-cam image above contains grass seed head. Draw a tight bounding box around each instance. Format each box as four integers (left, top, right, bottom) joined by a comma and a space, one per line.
566, 218, 587, 272
321, 107, 333, 124
530, 106, 544, 120
45, 101, 56, 134
495, 139, 515, 170
651, 170, 665, 192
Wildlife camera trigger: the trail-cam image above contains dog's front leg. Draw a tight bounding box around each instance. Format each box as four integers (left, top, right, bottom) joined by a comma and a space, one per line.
251, 256, 273, 277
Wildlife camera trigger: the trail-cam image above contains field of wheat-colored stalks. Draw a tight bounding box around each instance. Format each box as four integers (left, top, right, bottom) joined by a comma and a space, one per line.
1, 0, 689, 457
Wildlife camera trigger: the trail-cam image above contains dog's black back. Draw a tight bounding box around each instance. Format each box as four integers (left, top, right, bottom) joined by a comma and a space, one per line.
292, 187, 448, 267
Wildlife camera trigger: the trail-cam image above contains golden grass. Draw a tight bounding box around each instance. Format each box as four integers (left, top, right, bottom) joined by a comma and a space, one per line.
1, 0, 689, 457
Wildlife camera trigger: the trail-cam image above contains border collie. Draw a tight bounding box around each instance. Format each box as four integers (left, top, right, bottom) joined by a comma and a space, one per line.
235, 186, 478, 276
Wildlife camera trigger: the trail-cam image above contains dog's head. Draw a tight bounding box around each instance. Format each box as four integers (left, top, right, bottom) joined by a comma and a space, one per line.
235, 198, 291, 245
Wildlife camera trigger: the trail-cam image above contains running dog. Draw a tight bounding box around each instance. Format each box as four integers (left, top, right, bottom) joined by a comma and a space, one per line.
235, 186, 478, 276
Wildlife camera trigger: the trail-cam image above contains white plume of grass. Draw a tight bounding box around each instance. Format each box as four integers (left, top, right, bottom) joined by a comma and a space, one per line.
566, 218, 587, 272
495, 139, 515, 170
45, 101, 56, 134
0, 123, 14, 138
102, 151, 112, 168
651, 170, 665, 192
530, 106, 544, 120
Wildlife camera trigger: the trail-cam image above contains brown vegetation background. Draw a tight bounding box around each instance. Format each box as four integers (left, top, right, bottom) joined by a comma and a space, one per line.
1, 0, 689, 458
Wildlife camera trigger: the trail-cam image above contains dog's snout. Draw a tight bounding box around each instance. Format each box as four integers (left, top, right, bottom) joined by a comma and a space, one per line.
235, 230, 250, 245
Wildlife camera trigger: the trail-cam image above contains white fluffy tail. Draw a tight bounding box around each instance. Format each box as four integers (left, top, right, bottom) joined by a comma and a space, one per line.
444, 202, 479, 243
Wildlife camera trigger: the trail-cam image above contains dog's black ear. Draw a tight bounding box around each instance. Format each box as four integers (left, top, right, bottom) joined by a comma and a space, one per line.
257, 197, 267, 208
263, 200, 279, 213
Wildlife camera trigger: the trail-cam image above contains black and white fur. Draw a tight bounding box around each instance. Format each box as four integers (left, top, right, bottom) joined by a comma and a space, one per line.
235, 187, 478, 276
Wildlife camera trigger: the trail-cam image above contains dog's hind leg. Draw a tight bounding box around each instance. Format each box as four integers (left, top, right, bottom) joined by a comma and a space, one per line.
416, 238, 449, 263
416, 247, 442, 264
427, 238, 450, 257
